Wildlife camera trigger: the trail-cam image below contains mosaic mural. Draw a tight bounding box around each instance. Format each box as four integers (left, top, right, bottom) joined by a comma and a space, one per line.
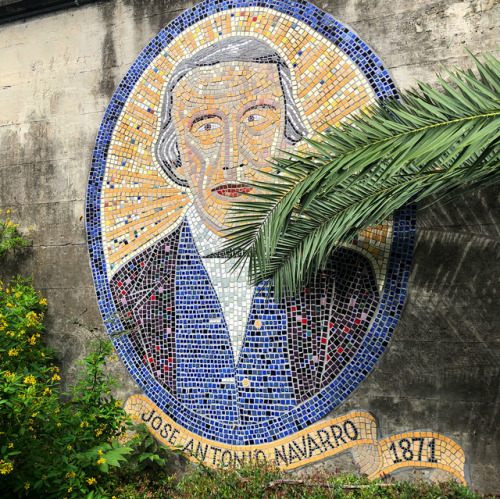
86, 0, 467, 483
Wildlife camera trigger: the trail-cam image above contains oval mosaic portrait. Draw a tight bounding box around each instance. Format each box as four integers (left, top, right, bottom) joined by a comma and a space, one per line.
87, 0, 416, 452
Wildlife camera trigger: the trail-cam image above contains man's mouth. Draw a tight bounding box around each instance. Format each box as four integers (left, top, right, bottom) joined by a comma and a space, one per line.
211, 183, 253, 198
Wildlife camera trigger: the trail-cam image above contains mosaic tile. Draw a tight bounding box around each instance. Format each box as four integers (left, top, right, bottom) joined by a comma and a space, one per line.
86, 0, 415, 448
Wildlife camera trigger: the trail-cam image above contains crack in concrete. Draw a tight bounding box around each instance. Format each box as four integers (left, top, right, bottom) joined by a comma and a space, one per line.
35, 243, 86, 248
388, 53, 479, 71
0, 199, 83, 207
0, 109, 104, 128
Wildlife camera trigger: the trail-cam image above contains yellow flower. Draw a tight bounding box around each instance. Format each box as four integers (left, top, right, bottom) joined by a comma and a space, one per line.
8, 349, 19, 357
67, 445, 72, 451
0, 460, 13, 474
52, 373, 61, 381
39, 298, 47, 306
23, 375, 36, 385
28, 335, 37, 345
95, 429, 103, 437
41, 352, 45, 357
43, 387, 52, 396
115, 400, 122, 407
97, 458, 106, 465
8, 443, 13, 449
97, 449, 103, 456
31, 412, 38, 417
65, 471, 75, 479
24, 483, 30, 490
6, 209, 10, 214
67, 487, 73, 493
57, 423, 61, 427
55, 408, 60, 413
86, 477, 97, 486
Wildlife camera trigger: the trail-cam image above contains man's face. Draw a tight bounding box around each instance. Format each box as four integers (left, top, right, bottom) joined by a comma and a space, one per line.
172, 61, 289, 233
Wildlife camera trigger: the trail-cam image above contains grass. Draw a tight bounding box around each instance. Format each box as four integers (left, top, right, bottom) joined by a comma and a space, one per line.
105, 460, 485, 498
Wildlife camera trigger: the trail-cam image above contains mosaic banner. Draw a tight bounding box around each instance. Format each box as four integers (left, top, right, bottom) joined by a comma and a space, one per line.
126, 395, 467, 484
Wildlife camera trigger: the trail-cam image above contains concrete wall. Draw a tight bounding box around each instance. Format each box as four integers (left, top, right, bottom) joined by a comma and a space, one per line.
0, 0, 498, 492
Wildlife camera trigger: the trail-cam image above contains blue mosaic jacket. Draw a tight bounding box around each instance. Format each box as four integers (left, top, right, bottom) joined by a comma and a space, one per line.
110, 219, 379, 425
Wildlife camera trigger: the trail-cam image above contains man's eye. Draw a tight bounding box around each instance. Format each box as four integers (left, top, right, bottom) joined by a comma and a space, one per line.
242, 114, 265, 124
194, 122, 222, 133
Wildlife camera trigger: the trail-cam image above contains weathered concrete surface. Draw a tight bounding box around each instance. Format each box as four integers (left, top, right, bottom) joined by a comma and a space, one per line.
0, 0, 498, 492
335, 184, 500, 492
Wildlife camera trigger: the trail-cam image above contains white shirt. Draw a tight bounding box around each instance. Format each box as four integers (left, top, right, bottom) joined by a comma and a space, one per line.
186, 205, 255, 364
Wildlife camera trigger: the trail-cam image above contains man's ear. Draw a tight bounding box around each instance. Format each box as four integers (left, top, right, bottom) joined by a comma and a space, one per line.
175, 163, 186, 180
155, 129, 189, 187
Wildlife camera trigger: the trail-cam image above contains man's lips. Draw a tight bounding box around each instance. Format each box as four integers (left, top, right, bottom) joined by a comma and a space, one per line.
211, 183, 253, 198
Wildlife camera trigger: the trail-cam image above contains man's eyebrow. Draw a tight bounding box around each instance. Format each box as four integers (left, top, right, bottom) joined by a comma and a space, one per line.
189, 113, 221, 130
242, 103, 278, 113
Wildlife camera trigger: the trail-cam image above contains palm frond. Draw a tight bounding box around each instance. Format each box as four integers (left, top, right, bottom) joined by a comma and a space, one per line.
222, 50, 500, 297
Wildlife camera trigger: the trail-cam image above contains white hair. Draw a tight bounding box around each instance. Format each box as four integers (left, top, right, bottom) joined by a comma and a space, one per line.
155, 36, 308, 187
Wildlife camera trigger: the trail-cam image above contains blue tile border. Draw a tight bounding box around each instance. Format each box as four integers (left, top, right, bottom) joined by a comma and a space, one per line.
86, 0, 415, 446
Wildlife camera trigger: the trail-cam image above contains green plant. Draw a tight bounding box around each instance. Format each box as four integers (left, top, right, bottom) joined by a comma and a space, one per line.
223, 50, 500, 296
170, 461, 482, 498
0, 277, 169, 498
0, 276, 178, 498
174, 461, 283, 499
101, 421, 183, 497
0, 209, 29, 257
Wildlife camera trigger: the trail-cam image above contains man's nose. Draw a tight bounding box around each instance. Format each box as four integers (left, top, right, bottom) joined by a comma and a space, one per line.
222, 123, 245, 179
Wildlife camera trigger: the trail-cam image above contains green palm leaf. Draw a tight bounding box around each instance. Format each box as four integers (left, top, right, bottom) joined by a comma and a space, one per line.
222, 50, 500, 297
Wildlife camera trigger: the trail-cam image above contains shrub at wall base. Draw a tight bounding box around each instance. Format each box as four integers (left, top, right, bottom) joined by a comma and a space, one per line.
0, 277, 147, 497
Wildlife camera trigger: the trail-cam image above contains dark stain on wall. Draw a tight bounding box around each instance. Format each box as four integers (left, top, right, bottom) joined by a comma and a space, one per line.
98, 1, 118, 98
